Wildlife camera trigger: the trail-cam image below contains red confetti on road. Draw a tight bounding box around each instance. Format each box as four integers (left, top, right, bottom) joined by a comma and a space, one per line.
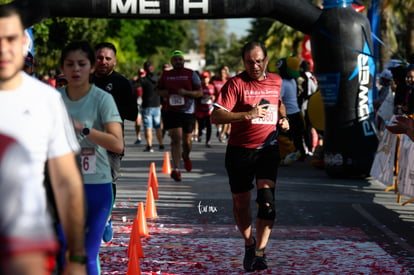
99, 205, 412, 274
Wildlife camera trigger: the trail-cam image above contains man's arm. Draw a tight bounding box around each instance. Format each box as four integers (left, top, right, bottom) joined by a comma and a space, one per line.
47, 153, 86, 274
211, 104, 268, 124
278, 99, 287, 118
120, 78, 138, 122
157, 87, 169, 98
177, 88, 203, 98
278, 100, 290, 131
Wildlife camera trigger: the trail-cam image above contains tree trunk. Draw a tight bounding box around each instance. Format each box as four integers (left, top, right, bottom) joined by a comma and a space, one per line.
406, 7, 414, 62
379, 1, 392, 70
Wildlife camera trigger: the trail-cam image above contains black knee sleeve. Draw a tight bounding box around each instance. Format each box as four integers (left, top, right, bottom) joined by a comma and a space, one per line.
256, 188, 276, 220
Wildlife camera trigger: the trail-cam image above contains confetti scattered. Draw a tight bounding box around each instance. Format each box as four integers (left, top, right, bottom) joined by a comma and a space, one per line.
99, 205, 413, 274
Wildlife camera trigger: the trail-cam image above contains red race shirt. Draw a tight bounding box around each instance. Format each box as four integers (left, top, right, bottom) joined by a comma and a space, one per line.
212, 78, 228, 98
158, 68, 201, 114
215, 71, 282, 148
195, 83, 215, 118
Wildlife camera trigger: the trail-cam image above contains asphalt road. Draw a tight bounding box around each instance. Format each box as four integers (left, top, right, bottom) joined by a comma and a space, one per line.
100, 120, 414, 274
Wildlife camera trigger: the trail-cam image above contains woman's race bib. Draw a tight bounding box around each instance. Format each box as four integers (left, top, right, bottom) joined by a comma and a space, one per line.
80, 147, 96, 174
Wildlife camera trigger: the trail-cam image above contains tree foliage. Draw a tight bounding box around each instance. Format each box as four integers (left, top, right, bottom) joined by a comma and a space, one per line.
33, 18, 109, 73
32, 17, 189, 77
379, 0, 414, 67
243, 18, 303, 72
203, 19, 235, 70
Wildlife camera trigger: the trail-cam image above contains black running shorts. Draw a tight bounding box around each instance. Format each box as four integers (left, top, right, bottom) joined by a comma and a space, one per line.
225, 144, 281, 194
163, 111, 196, 134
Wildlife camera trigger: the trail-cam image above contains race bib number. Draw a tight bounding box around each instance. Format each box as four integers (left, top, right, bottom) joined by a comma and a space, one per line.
80, 147, 96, 174
252, 104, 278, 124
169, 94, 185, 106
201, 97, 212, 105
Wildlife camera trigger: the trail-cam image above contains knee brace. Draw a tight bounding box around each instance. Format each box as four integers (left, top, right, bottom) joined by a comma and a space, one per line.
256, 188, 276, 220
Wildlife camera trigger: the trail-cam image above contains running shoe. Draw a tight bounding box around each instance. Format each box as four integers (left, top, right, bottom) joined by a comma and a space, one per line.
143, 146, 154, 152
251, 255, 268, 271
102, 219, 113, 243
243, 237, 256, 272
170, 169, 182, 182
182, 152, 192, 172
280, 151, 301, 166
134, 138, 141, 145
159, 145, 165, 151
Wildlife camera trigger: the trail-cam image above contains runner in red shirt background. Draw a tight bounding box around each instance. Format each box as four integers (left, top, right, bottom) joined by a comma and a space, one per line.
195, 71, 216, 148
157, 50, 202, 182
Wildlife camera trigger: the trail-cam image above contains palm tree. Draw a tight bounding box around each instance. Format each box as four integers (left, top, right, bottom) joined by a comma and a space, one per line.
406, 3, 414, 62
244, 18, 303, 72
379, 0, 414, 67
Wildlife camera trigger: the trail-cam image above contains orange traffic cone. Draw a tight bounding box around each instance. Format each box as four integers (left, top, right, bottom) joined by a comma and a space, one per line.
150, 172, 159, 199
148, 162, 159, 199
149, 162, 159, 187
145, 187, 158, 219
136, 202, 149, 237
127, 243, 142, 275
162, 152, 172, 174
127, 219, 144, 258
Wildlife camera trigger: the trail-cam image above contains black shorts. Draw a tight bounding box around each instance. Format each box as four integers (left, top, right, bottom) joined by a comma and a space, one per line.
162, 111, 195, 134
225, 145, 281, 194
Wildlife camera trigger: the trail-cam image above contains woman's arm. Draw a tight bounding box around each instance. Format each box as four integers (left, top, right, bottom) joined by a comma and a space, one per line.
73, 119, 124, 154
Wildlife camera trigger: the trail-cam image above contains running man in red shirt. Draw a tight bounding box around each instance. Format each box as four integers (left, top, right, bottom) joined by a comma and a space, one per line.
157, 50, 202, 181
211, 65, 231, 142
212, 42, 289, 272
195, 71, 215, 147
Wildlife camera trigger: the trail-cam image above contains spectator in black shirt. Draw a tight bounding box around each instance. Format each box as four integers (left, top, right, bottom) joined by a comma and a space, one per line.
140, 61, 165, 152
91, 42, 138, 243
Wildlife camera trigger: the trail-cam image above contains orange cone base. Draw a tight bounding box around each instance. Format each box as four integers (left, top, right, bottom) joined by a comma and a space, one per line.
145, 187, 158, 219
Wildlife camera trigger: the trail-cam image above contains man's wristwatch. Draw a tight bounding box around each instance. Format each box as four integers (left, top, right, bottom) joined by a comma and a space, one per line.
81, 127, 90, 136
69, 255, 88, 264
